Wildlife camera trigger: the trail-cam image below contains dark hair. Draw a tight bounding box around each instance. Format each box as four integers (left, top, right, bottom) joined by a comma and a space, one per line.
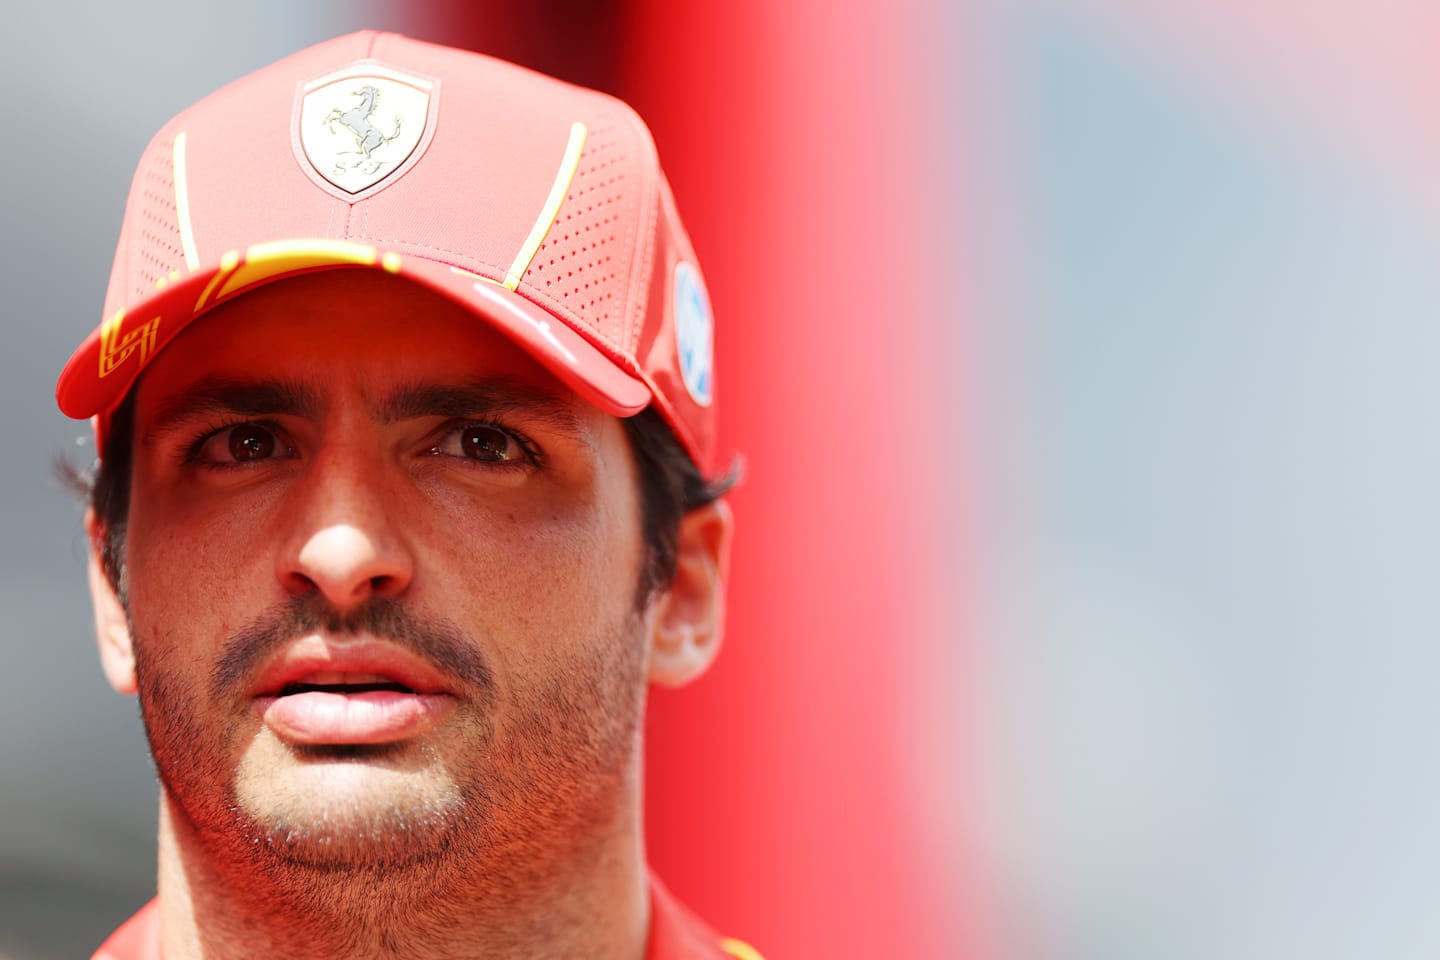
66, 397, 734, 609
622, 408, 738, 606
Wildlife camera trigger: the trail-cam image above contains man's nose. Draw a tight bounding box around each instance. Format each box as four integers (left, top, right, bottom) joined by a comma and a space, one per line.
275, 447, 414, 607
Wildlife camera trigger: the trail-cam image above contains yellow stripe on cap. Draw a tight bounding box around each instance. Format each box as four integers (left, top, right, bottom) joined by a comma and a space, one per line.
451, 265, 506, 286
214, 239, 379, 302
719, 938, 765, 960
172, 132, 201, 271
195, 249, 242, 313
504, 121, 587, 291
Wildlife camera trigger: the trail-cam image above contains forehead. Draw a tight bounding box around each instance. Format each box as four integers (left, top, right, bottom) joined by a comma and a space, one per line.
131, 270, 580, 419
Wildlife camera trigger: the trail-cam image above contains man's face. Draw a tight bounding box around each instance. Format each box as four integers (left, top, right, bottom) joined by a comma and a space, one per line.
115, 271, 650, 874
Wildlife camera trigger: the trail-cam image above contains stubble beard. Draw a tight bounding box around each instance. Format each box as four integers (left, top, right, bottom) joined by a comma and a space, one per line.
132, 594, 647, 935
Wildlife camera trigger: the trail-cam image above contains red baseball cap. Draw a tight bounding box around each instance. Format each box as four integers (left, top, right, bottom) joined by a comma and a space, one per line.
55, 31, 717, 471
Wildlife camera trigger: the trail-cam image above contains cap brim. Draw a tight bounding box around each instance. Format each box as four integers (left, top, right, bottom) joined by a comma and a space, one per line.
56, 239, 652, 426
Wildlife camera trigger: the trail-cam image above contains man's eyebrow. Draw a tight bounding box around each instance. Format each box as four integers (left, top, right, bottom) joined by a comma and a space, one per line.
142, 378, 321, 442
375, 379, 591, 439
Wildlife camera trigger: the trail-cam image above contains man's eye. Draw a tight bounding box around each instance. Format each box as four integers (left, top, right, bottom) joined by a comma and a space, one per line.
434, 423, 528, 463
197, 423, 290, 464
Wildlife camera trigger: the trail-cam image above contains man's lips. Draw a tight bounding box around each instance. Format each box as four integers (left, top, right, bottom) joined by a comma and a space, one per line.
250, 639, 458, 746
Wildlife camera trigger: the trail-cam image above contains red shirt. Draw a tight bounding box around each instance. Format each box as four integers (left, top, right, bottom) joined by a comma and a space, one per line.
92, 875, 761, 960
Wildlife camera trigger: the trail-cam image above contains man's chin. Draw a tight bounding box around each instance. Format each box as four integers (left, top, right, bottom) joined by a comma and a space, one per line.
231, 743, 471, 869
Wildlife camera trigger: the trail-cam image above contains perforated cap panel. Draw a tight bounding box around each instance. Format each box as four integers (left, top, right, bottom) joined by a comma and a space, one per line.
529, 123, 629, 340
131, 138, 187, 299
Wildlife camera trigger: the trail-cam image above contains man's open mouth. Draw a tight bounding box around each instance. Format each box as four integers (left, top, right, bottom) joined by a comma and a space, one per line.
254, 654, 457, 746
278, 672, 417, 696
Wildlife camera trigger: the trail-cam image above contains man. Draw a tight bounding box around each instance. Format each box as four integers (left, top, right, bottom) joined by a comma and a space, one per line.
54, 31, 759, 960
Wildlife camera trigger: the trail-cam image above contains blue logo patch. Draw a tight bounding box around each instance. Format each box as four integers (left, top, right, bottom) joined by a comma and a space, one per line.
673, 261, 713, 407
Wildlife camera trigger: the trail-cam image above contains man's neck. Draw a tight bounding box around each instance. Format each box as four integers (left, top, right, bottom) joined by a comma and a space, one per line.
153, 795, 650, 960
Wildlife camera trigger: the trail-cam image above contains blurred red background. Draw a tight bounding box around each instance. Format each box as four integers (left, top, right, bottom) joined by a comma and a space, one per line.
421, 2, 979, 956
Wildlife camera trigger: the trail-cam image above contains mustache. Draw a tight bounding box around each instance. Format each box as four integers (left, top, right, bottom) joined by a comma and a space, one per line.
210, 595, 493, 698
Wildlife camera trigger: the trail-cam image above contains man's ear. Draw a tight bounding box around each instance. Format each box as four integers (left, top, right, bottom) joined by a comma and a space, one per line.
648, 499, 733, 688
85, 509, 136, 696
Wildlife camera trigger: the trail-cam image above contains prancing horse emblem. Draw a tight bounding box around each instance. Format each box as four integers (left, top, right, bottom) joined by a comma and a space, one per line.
297, 65, 433, 197
324, 85, 402, 176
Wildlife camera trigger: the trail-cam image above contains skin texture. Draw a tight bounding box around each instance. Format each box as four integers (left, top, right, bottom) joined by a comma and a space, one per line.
87, 271, 730, 959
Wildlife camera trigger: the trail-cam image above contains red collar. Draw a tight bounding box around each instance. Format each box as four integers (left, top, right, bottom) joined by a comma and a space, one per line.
93, 876, 758, 960
647, 873, 751, 960
90, 898, 157, 960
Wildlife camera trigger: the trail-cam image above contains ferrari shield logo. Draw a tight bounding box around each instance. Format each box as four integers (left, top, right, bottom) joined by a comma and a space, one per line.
298, 64, 433, 196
